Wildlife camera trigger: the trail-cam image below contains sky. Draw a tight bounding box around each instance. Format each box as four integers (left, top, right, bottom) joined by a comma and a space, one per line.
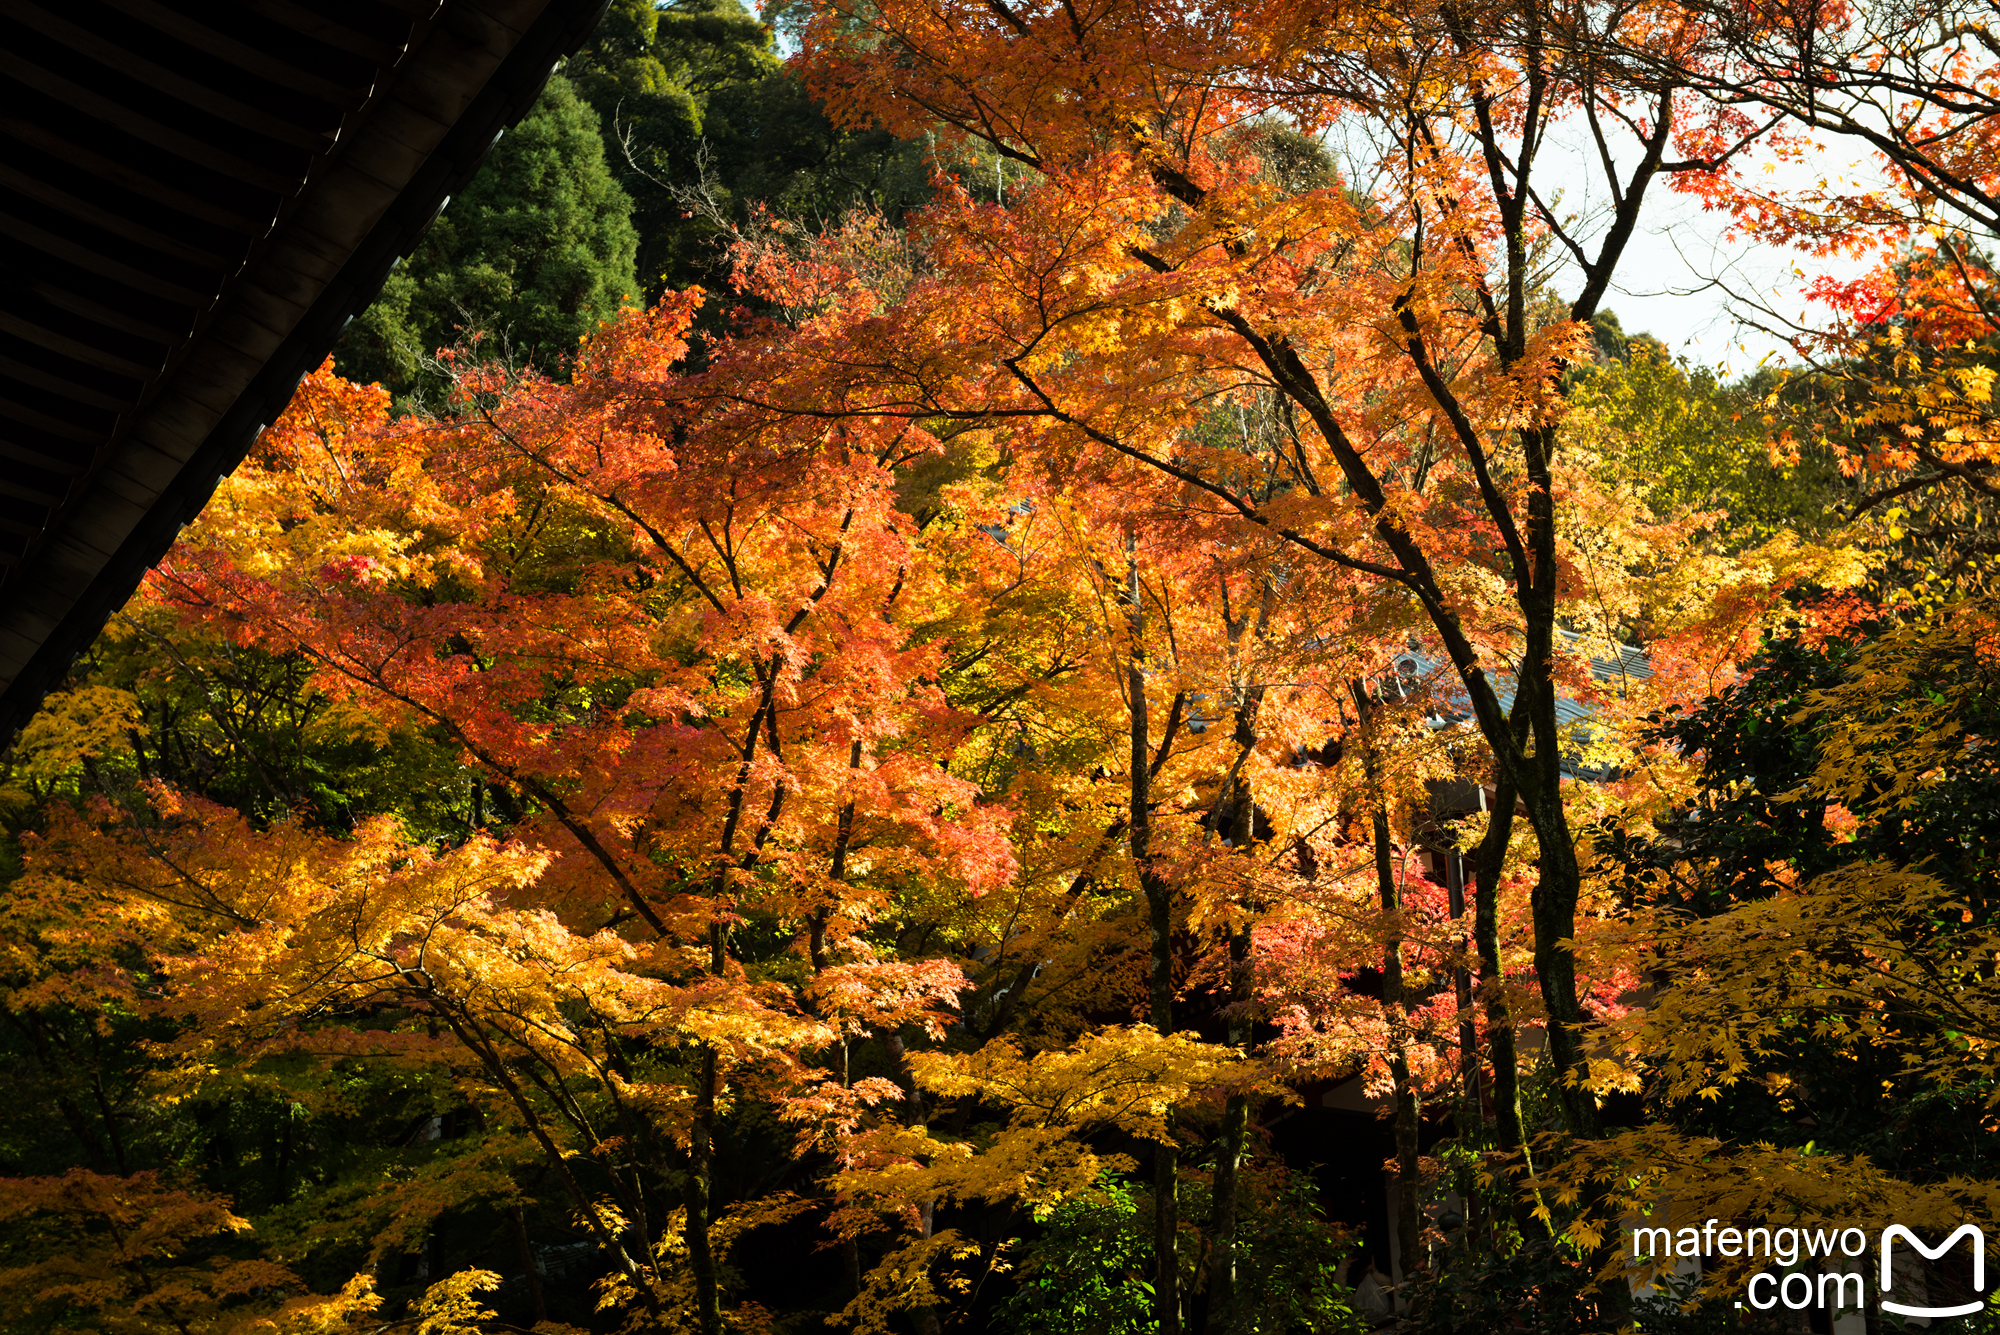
768, 17, 1895, 380
1318, 103, 1898, 381
1540, 122, 1891, 378
1601, 177, 1852, 377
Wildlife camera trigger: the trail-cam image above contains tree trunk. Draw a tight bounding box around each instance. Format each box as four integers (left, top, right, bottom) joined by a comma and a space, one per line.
841, 1238, 862, 1303
509, 1204, 548, 1324
1206, 586, 1267, 1335
1505, 636, 1629, 1324
1471, 773, 1536, 1230
1443, 837, 1480, 1250
1523, 775, 1599, 1138
1444, 846, 1479, 1124
1204, 924, 1252, 1334
1127, 540, 1181, 1335
1504, 447, 1599, 1146
687, 1042, 722, 1335
914, 1201, 944, 1335
881, 1030, 943, 1335
807, 742, 870, 1306
1373, 807, 1424, 1285
1352, 682, 1422, 1286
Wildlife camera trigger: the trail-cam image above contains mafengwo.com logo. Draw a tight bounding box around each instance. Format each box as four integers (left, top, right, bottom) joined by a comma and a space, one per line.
1629, 1220, 1987, 1318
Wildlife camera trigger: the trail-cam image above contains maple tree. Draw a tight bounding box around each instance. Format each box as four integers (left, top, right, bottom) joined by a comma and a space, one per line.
704, 188, 1841, 1311
1505, 597, 2000, 1327
779, 0, 1814, 1177
757, 8, 1878, 1321
335, 75, 638, 402
1625, 0, 2000, 595
1464, 9, 2000, 1312
0, 320, 1395, 1332
20, 0, 2000, 1328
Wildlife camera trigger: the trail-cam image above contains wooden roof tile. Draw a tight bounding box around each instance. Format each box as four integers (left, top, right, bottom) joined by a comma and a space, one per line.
0, 0, 609, 738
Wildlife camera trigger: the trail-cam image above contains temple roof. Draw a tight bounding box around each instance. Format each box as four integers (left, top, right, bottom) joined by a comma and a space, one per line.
0, 0, 608, 740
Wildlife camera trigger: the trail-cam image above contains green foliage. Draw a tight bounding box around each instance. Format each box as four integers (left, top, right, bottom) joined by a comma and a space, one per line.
1211, 1170, 1365, 1334
998, 1171, 1361, 1335
1629, 1271, 1791, 1335
1403, 1230, 1610, 1335
1600, 630, 1868, 919
7, 622, 474, 840
1589, 309, 1666, 365
334, 74, 637, 400
1569, 342, 1842, 547
1603, 602, 2000, 1185
1000, 1177, 1157, 1335
1238, 122, 1339, 198
567, 0, 935, 301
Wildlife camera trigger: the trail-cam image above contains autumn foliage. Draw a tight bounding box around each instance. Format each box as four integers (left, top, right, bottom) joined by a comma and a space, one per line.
9, 0, 2000, 1331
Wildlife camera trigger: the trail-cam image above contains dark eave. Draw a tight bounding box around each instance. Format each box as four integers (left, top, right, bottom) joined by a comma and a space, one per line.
0, 0, 609, 741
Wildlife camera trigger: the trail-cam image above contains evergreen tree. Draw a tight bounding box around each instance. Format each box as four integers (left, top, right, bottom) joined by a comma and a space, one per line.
567, 0, 936, 301
1567, 331, 1843, 547
334, 74, 638, 400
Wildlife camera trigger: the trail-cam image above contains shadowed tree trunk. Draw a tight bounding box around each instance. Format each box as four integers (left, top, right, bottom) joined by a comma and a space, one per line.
1471, 773, 1538, 1231
1126, 539, 1181, 1335
509, 1205, 547, 1324
1352, 681, 1423, 1289
1205, 921, 1253, 1333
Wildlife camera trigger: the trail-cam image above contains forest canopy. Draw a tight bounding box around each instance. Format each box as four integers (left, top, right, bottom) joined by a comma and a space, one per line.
8, 1, 2000, 1334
